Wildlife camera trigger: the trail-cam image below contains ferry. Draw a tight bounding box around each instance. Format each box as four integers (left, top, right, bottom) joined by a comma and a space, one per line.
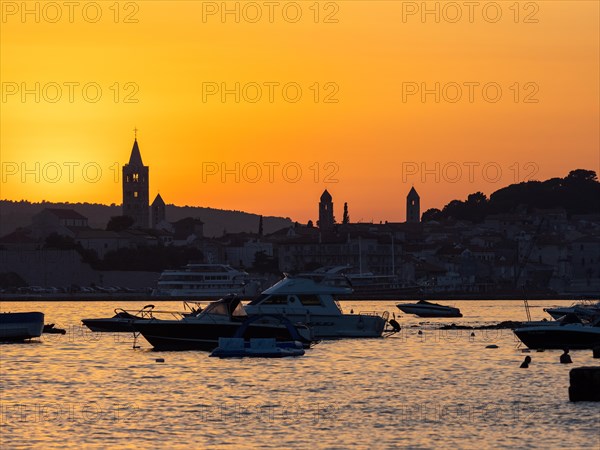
153, 264, 259, 298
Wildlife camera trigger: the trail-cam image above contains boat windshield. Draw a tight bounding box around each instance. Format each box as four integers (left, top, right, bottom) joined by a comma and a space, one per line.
202, 296, 247, 318
417, 300, 435, 305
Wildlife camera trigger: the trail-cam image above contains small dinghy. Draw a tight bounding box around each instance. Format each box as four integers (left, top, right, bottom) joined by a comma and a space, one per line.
396, 300, 462, 318
210, 337, 305, 358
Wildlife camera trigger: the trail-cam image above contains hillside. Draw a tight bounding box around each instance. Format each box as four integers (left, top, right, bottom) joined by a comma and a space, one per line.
0, 200, 293, 237
422, 169, 600, 223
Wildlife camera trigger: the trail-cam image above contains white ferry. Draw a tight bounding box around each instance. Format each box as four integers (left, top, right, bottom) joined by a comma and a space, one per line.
153, 264, 259, 298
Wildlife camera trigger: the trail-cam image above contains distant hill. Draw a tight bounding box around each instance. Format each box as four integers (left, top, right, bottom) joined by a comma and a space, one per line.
422, 169, 600, 223
0, 200, 293, 237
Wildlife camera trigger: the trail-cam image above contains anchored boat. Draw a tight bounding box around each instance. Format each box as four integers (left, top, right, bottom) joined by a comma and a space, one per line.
396, 300, 462, 318
245, 275, 391, 338
0, 312, 45, 341
130, 295, 314, 351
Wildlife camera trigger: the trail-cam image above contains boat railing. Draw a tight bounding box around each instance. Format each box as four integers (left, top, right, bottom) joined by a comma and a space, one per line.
358, 311, 390, 321
115, 307, 188, 321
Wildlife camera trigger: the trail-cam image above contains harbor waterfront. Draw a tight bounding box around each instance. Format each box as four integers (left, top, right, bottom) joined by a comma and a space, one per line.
1, 300, 598, 449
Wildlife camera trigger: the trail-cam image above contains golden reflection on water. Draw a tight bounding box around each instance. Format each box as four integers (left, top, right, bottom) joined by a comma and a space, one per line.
1, 300, 598, 449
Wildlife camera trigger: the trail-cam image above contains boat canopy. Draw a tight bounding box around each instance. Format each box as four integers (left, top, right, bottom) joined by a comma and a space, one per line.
201, 295, 247, 318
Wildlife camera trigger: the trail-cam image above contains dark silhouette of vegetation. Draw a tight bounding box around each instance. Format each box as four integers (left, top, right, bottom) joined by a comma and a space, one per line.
106, 215, 134, 232
422, 169, 600, 223
258, 216, 264, 236
342, 202, 350, 224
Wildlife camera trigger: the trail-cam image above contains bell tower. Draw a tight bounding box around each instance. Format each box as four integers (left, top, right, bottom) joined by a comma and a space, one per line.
406, 187, 420, 223
318, 189, 334, 231
122, 132, 149, 228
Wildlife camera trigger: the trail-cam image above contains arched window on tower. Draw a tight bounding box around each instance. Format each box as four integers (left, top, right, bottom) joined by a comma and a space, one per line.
133, 173, 139, 182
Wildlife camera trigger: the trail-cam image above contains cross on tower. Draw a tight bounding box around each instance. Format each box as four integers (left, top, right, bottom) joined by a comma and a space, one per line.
133, 127, 138, 139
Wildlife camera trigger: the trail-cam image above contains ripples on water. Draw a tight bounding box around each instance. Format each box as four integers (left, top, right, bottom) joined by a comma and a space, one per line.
1, 300, 599, 449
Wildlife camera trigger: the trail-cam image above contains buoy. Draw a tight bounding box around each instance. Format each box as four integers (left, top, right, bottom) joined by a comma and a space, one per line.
560, 349, 572, 364
470, 332, 475, 337
486, 344, 498, 349
520, 356, 532, 368
418, 330, 423, 335
155, 358, 165, 363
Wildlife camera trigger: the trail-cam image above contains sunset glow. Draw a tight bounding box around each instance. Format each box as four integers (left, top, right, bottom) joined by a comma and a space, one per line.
1, 1, 599, 222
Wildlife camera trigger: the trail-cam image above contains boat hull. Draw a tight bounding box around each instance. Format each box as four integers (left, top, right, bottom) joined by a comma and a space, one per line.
301, 315, 386, 339
396, 305, 462, 318
131, 321, 310, 351
0, 312, 45, 341
244, 312, 386, 339
514, 326, 600, 350
82, 317, 148, 333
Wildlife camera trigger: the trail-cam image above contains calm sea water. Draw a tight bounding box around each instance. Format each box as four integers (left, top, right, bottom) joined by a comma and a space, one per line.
1, 300, 599, 449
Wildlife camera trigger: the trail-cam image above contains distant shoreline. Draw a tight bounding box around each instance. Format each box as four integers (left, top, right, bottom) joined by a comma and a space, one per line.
1, 293, 597, 302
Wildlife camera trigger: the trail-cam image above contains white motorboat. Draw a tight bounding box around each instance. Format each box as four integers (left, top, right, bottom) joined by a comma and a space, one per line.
301, 266, 421, 297
0, 312, 45, 341
396, 300, 462, 318
245, 275, 391, 338
514, 315, 600, 350
153, 264, 260, 298
544, 300, 600, 320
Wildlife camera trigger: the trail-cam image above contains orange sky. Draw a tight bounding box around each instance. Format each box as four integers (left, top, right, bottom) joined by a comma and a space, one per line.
1, 1, 599, 223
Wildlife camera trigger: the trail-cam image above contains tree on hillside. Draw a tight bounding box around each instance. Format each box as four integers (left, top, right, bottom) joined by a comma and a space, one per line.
567, 169, 597, 182
421, 208, 441, 222
342, 202, 350, 224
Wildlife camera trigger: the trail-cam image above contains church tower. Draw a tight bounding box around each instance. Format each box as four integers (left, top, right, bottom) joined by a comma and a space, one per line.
406, 187, 420, 223
122, 136, 149, 228
318, 189, 334, 230
151, 193, 166, 229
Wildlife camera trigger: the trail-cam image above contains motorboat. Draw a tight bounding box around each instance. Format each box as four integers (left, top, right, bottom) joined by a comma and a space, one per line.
209, 337, 305, 358
244, 275, 391, 338
130, 295, 314, 351
544, 300, 600, 320
301, 266, 421, 298
396, 300, 462, 318
82, 302, 204, 333
0, 312, 45, 341
82, 304, 157, 332
513, 314, 600, 350
153, 264, 260, 298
